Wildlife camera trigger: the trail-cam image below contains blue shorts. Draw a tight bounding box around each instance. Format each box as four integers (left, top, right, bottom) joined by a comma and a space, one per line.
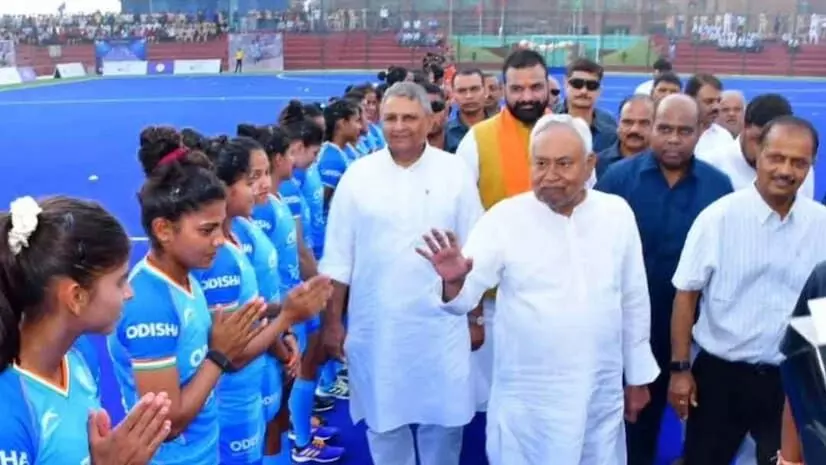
261, 354, 283, 422
217, 396, 265, 464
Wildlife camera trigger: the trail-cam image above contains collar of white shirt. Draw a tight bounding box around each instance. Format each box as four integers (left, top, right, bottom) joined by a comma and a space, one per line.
747, 183, 800, 226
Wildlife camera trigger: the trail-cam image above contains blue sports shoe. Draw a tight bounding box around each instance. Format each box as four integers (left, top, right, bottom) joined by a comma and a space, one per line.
288, 425, 340, 442
291, 439, 345, 463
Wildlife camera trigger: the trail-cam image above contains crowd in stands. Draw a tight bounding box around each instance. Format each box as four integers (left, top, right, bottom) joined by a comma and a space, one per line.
684, 12, 826, 54
0, 11, 226, 45
0, 6, 432, 46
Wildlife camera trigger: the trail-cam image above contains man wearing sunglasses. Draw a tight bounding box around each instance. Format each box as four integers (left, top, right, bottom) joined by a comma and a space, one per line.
423, 82, 450, 151
560, 58, 618, 154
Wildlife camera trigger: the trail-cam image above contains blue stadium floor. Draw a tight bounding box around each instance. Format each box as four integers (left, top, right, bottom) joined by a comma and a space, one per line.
1, 72, 826, 464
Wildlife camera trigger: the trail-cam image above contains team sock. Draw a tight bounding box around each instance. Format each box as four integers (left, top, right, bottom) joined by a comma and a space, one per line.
289, 377, 316, 447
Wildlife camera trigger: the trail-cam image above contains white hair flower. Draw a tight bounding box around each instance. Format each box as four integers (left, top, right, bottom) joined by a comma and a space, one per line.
8, 196, 42, 256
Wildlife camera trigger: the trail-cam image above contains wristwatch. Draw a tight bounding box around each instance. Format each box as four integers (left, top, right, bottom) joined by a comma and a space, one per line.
469, 315, 485, 326
206, 350, 236, 373
669, 360, 691, 373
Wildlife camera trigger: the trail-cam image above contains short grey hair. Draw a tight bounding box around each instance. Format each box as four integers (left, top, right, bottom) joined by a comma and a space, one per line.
721, 89, 746, 104
530, 114, 593, 158
380, 82, 433, 115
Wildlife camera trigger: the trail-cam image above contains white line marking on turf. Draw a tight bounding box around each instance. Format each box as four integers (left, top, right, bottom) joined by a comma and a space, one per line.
276, 74, 365, 85
0, 95, 330, 106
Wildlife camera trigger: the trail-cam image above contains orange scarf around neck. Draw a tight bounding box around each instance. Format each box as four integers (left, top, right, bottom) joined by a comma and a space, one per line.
497, 109, 534, 197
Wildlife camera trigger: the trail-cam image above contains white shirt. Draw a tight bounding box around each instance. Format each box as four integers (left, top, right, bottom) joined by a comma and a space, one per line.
634, 79, 654, 96
319, 146, 483, 433
694, 123, 735, 164
702, 136, 815, 199
442, 190, 659, 465
456, 127, 597, 189
672, 186, 826, 364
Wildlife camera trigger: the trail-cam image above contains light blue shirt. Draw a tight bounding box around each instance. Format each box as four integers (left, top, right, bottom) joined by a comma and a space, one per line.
672, 185, 826, 364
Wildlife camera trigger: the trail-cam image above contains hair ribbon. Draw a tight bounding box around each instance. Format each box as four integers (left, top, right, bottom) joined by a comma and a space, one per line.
159, 147, 189, 166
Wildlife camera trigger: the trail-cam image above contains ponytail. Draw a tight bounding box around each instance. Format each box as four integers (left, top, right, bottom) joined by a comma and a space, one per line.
0, 213, 23, 371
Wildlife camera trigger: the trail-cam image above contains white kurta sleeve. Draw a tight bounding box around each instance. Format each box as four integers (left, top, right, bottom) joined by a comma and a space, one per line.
455, 130, 480, 183
318, 169, 358, 285
619, 203, 660, 386
454, 164, 484, 245
441, 209, 504, 315
671, 205, 719, 292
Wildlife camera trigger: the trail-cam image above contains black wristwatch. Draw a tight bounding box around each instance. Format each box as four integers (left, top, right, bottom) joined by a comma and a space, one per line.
206, 350, 236, 373
669, 360, 691, 373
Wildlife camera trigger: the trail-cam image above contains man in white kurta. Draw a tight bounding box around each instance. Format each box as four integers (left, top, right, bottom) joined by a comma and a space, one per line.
702, 93, 815, 200
319, 82, 483, 465
419, 114, 660, 465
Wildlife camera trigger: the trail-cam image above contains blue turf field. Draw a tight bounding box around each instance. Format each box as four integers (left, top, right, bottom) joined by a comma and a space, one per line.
1, 72, 825, 464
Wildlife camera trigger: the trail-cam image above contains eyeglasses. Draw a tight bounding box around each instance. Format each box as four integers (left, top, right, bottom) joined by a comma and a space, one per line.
549, 89, 561, 96
431, 100, 446, 113
568, 78, 601, 91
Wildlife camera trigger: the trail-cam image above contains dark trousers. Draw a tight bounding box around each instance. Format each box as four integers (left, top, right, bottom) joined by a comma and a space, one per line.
626, 366, 671, 465
683, 350, 784, 465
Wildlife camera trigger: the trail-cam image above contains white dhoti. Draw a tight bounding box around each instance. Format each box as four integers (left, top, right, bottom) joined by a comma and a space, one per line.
367, 424, 464, 465
485, 363, 626, 465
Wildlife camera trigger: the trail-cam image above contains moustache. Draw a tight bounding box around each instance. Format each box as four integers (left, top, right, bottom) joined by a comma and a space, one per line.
627, 133, 643, 141
516, 101, 542, 109
771, 175, 795, 185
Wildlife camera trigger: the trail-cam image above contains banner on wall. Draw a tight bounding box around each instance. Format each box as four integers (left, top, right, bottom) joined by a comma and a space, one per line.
227, 33, 283, 72
173, 59, 221, 75
0, 67, 22, 85
94, 38, 148, 74
148, 60, 175, 75
56, 62, 87, 78
102, 60, 148, 76
17, 67, 36, 82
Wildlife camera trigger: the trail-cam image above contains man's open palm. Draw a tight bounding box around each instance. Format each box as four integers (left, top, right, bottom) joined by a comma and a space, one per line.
416, 229, 473, 283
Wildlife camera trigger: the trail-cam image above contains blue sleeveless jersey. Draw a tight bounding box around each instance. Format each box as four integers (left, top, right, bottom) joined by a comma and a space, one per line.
293, 164, 326, 260
231, 217, 284, 422
0, 349, 99, 465
193, 242, 265, 464
108, 259, 219, 465
316, 142, 351, 190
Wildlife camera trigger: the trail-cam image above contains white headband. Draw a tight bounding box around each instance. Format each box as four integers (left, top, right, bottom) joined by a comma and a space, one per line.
8, 196, 42, 256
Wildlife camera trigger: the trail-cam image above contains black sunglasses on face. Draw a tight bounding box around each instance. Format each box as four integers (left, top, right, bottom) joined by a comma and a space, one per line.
549, 89, 561, 96
568, 78, 601, 91
431, 100, 446, 112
